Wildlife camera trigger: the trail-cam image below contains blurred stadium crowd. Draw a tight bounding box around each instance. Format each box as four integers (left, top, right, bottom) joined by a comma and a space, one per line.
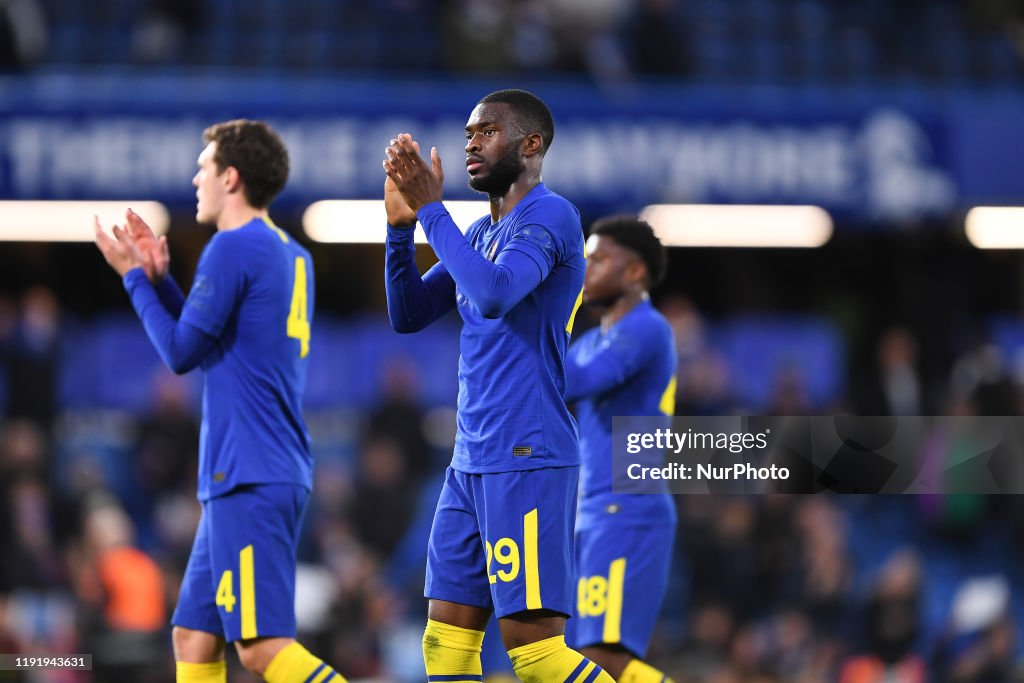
2, 0, 1024, 682
0, 0, 1022, 83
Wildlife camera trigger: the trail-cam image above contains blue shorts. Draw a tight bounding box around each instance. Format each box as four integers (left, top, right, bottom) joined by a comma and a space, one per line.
172, 484, 309, 642
570, 521, 676, 658
425, 466, 579, 619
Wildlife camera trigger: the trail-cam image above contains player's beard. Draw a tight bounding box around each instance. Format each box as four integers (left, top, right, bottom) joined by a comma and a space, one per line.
469, 142, 525, 197
583, 280, 625, 309
584, 292, 621, 309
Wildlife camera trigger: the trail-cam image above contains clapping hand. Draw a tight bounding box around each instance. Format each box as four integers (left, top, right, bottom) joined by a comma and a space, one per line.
125, 209, 170, 283
94, 214, 145, 278
383, 133, 444, 214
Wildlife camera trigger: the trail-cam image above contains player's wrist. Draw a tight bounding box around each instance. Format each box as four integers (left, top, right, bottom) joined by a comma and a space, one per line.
387, 224, 417, 239
416, 201, 446, 220
122, 265, 148, 285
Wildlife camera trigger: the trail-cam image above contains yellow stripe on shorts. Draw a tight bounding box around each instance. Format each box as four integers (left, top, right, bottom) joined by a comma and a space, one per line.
240, 544, 257, 639
524, 508, 541, 610
602, 558, 626, 644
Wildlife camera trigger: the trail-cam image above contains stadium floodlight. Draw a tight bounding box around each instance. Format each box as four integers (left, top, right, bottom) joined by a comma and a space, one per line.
965, 207, 1024, 249
639, 204, 833, 248
303, 200, 491, 243
0, 201, 170, 242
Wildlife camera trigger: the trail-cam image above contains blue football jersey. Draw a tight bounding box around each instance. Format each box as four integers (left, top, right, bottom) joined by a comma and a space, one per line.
180, 217, 314, 501
566, 300, 678, 529
446, 184, 585, 473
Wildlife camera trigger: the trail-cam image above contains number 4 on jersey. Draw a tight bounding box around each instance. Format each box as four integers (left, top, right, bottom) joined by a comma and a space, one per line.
287, 257, 310, 358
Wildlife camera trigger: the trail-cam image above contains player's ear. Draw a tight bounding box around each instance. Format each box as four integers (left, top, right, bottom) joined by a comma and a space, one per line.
522, 132, 544, 157
627, 259, 648, 287
223, 166, 243, 194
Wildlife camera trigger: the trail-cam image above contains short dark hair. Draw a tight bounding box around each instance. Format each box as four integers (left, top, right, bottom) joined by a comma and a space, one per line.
592, 215, 668, 287
478, 89, 554, 154
203, 119, 289, 209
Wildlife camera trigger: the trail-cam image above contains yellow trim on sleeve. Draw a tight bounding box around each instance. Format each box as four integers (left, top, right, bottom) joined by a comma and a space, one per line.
659, 376, 677, 416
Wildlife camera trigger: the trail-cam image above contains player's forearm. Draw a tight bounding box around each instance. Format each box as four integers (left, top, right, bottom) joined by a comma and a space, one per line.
418, 203, 540, 318
385, 225, 442, 333
564, 353, 627, 403
124, 268, 215, 373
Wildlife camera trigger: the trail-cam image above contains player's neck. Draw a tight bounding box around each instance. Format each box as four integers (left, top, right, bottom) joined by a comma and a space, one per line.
601, 290, 648, 332
489, 174, 541, 222
216, 204, 268, 231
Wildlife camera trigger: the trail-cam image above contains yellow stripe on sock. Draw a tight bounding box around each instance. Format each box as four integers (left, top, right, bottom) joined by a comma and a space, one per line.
240, 544, 257, 639
524, 508, 541, 609
602, 558, 626, 644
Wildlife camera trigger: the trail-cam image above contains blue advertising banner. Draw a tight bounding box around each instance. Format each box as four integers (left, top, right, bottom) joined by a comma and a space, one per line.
0, 73, 1021, 221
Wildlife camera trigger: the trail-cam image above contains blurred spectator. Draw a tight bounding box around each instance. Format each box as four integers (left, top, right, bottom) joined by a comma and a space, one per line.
0, 0, 47, 69
773, 610, 836, 679
349, 436, 419, 562
75, 498, 166, 630
968, 0, 1024, 52
683, 498, 759, 616
367, 359, 431, 477
948, 342, 1022, 415
134, 370, 198, 516
839, 549, 926, 683
932, 575, 1017, 683
660, 296, 734, 415
547, 0, 631, 80
70, 495, 168, 682
131, 0, 201, 63
751, 496, 803, 612
440, 0, 515, 73
671, 603, 735, 680
0, 419, 70, 590
795, 498, 851, 638
857, 327, 924, 416
3, 287, 60, 426
765, 364, 813, 414
728, 621, 767, 679
507, 0, 558, 70
310, 519, 387, 677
